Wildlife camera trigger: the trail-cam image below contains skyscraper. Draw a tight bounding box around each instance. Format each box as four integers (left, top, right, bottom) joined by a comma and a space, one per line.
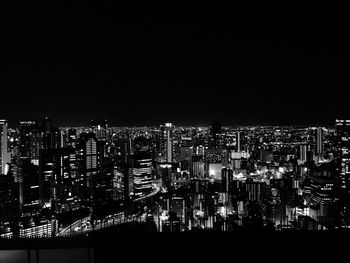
0, 119, 11, 174
130, 153, 152, 198
165, 123, 173, 163
316, 127, 324, 158
18, 120, 37, 158
236, 131, 241, 152
335, 119, 350, 226
222, 167, 233, 192
39, 117, 62, 150
77, 132, 102, 202
299, 144, 308, 164
39, 148, 78, 211
209, 120, 222, 149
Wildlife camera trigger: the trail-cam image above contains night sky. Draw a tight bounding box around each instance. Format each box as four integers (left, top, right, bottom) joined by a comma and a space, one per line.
1, 7, 349, 127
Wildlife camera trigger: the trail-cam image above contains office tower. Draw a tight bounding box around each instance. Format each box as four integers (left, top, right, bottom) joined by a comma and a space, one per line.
236, 131, 241, 152
222, 168, 233, 192
38, 117, 52, 133
113, 139, 132, 202
315, 127, 324, 161
245, 178, 266, 202
19, 158, 40, 214
0, 119, 11, 175
335, 119, 350, 226
114, 139, 131, 164
39, 148, 78, 211
29, 128, 43, 165
130, 153, 152, 198
159, 163, 172, 189
299, 144, 308, 163
164, 123, 173, 163
113, 166, 132, 201
18, 120, 37, 158
191, 156, 205, 178
209, 120, 222, 149
77, 133, 102, 202
67, 128, 77, 148
38, 117, 62, 150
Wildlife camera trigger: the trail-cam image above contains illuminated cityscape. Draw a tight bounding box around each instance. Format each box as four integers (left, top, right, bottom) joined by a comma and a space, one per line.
1, 7, 349, 262
1, 119, 350, 239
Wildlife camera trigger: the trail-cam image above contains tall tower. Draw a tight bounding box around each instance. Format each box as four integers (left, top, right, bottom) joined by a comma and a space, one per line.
299, 144, 308, 163
335, 119, 350, 227
236, 131, 241, 152
130, 153, 153, 198
0, 119, 10, 174
210, 120, 222, 149
19, 120, 37, 158
316, 127, 324, 157
77, 132, 101, 202
165, 123, 173, 163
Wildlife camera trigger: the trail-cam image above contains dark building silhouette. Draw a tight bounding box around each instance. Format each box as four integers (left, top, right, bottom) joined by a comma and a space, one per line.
39, 148, 78, 212
209, 120, 222, 149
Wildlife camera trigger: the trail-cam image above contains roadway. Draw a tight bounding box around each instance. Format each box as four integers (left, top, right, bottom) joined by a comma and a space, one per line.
56, 183, 160, 237
134, 183, 160, 202
57, 212, 143, 237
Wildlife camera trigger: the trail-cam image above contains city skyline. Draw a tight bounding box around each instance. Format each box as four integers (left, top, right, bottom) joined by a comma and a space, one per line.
1, 118, 350, 238
2, 6, 350, 262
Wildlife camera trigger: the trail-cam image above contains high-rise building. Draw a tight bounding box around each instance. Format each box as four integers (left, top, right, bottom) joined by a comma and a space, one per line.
39, 148, 79, 211
76, 133, 102, 202
130, 153, 152, 198
315, 127, 324, 162
245, 178, 266, 202
38, 117, 62, 150
67, 128, 77, 148
113, 139, 132, 202
29, 128, 43, 165
164, 123, 173, 163
209, 120, 222, 149
236, 131, 241, 152
0, 119, 11, 175
335, 119, 350, 226
222, 168, 233, 192
299, 144, 308, 164
191, 155, 205, 178
114, 139, 131, 165
18, 158, 40, 214
18, 120, 37, 158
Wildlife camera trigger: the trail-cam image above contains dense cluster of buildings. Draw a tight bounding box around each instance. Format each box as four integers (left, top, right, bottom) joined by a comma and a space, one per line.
1, 117, 350, 236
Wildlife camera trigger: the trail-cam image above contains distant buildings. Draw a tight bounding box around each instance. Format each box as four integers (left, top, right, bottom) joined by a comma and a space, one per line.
2, 117, 350, 235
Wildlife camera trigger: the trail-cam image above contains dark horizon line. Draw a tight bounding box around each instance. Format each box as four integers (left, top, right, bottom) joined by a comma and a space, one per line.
4, 122, 340, 129
2, 117, 344, 128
